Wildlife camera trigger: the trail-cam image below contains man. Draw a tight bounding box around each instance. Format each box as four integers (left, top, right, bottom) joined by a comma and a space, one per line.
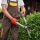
1, 0, 26, 40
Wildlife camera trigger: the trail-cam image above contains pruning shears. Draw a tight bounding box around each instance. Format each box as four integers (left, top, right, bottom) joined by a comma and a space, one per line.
16, 12, 31, 38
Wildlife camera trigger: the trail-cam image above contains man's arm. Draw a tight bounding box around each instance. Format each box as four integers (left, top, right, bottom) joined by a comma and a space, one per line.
2, 5, 12, 19
20, 0, 26, 15
1, 0, 12, 19
2, 5, 17, 25
20, 6, 26, 15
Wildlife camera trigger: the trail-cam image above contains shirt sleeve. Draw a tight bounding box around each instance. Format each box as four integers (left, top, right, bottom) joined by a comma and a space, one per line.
20, 0, 24, 6
1, 0, 8, 7
18, 0, 24, 8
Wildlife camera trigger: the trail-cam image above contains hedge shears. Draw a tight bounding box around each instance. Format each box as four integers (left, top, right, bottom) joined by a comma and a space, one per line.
16, 12, 31, 38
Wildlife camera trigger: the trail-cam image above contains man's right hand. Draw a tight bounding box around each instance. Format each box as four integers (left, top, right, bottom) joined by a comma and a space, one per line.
10, 18, 17, 25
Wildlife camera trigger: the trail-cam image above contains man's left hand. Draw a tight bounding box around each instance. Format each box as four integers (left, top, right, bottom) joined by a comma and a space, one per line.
21, 7, 26, 16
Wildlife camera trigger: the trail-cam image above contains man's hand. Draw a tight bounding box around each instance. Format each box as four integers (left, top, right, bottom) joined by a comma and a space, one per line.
21, 6, 26, 16
10, 18, 18, 25
22, 7, 26, 16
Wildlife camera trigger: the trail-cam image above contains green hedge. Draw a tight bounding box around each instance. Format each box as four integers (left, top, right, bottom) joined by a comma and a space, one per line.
18, 12, 40, 40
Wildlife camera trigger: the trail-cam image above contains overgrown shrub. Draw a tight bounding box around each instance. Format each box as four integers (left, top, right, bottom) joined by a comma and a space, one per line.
18, 12, 40, 40
7, 12, 40, 40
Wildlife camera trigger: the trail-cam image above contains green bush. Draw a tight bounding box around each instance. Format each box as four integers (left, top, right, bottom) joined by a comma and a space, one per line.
1, 12, 40, 40
18, 12, 40, 40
